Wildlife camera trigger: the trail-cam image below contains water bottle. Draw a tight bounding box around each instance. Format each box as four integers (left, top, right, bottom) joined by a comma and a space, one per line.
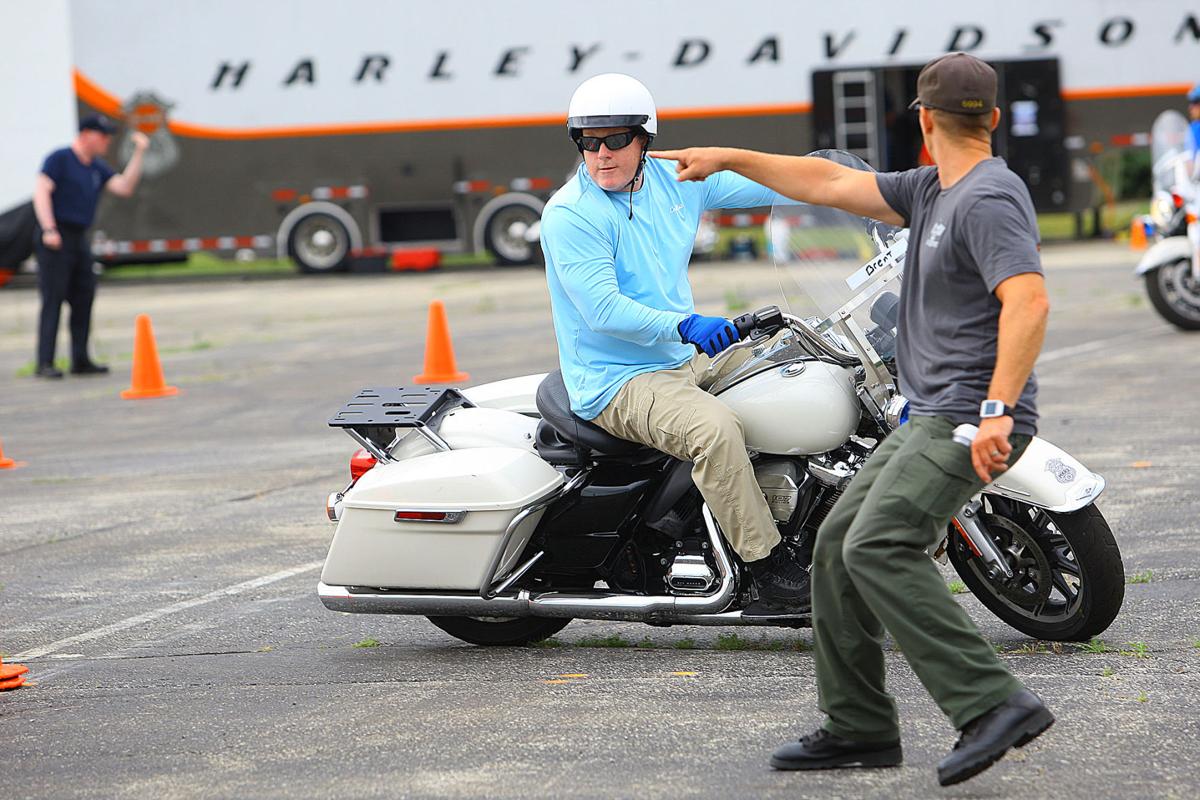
952, 424, 978, 447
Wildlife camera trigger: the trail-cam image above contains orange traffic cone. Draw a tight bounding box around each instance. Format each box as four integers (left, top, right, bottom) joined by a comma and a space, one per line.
121, 314, 180, 400
1130, 217, 1148, 250
0, 655, 29, 691
413, 300, 470, 384
0, 435, 22, 470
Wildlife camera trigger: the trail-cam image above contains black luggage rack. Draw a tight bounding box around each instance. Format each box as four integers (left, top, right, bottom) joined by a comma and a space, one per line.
328, 386, 474, 462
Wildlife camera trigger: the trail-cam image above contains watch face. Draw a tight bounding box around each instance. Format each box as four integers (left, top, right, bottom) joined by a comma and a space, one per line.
981, 400, 1004, 418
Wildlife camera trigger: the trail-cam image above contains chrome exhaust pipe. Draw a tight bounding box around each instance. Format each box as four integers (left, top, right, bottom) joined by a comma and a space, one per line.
318, 505, 740, 622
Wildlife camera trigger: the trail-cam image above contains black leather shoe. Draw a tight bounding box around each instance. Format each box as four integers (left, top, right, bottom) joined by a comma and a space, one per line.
744, 544, 811, 618
771, 728, 902, 771
937, 688, 1054, 786
71, 361, 110, 375
34, 364, 64, 379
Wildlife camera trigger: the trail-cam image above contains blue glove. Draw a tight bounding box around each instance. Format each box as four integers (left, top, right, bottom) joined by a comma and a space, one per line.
678, 313, 740, 357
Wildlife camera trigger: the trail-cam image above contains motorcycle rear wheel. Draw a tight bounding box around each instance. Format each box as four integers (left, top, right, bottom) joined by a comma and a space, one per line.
948, 500, 1124, 641
426, 615, 572, 646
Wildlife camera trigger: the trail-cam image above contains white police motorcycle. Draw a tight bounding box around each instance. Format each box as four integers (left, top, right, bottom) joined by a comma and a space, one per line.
317, 152, 1125, 647
1136, 110, 1200, 329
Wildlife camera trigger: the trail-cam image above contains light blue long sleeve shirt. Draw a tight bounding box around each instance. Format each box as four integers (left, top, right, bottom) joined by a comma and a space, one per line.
540, 157, 785, 420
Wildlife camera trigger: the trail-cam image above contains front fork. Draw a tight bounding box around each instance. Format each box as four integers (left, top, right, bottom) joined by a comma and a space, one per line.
1188, 216, 1200, 280
945, 498, 1014, 580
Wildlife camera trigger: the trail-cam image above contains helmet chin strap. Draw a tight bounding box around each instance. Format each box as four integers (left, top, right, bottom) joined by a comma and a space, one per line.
624, 139, 651, 220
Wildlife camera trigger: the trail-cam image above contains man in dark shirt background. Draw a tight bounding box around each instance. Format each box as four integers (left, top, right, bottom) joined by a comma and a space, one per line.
656, 53, 1054, 786
31, 114, 149, 378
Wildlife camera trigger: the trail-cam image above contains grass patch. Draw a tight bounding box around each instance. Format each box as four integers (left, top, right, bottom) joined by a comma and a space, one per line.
1077, 638, 1111, 654
1005, 641, 1049, 655
1101, 666, 1115, 678
576, 634, 634, 648
352, 638, 381, 649
528, 637, 564, 649
1127, 570, 1153, 585
1136, 692, 1149, 703
104, 253, 294, 281
673, 638, 696, 650
1037, 199, 1148, 241
1120, 642, 1151, 659
947, 580, 967, 594
715, 633, 810, 652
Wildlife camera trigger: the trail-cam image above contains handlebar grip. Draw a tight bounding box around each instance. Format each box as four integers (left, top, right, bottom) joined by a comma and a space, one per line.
732, 305, 785, 341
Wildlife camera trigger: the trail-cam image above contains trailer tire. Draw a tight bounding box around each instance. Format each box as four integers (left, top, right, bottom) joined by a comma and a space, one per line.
286, 211, 353, 273
475, 194, 544, 267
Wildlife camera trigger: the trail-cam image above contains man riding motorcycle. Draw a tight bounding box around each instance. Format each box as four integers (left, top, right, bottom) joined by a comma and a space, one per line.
539, 73, 809, 618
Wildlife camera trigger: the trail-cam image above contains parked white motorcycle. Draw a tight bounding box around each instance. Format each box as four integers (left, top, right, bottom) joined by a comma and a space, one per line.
318, 151, 1125, 646
1136, 109, 1200, 329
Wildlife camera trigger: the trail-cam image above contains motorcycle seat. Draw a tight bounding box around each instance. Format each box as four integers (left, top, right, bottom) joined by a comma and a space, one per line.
535, 370, 650, 456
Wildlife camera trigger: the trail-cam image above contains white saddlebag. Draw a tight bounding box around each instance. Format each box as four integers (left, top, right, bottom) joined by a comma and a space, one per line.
321, 447, 563, 591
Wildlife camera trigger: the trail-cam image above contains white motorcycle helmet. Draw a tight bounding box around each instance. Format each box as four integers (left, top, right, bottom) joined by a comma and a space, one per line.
567, 73, 658, 145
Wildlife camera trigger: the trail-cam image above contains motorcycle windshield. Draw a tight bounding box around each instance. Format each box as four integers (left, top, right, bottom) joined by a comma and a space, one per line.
770, 150, 906, 352
1151, 110, 1191, 193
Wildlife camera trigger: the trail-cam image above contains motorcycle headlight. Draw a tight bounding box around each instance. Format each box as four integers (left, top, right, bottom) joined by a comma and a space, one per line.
1152, 196, 1175, 230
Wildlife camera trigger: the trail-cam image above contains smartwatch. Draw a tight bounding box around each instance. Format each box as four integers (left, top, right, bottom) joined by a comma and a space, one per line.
979, 399, 1010, 419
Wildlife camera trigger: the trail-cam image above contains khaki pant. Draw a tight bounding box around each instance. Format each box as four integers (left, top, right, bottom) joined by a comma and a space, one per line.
813, 415, 1031, 741
593, 351, 780, 562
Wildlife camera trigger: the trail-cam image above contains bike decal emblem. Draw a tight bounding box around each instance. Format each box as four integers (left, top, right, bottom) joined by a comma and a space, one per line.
120, 91, 180, 178
1045, 458, 1076, 484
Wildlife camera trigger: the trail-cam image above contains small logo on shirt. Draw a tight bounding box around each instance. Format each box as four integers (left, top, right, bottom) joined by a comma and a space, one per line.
925, 221, 947, 249
670, 202, 686, 221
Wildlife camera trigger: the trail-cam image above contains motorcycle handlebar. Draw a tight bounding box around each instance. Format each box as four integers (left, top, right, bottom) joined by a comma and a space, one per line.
732, 305, 786, 341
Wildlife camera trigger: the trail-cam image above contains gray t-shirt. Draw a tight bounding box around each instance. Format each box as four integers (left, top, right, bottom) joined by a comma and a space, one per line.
875, 158, 1042, 435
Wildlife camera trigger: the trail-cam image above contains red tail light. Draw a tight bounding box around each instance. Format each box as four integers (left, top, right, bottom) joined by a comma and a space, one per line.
1173, 192, 1185, 209
350, 448, 377, 481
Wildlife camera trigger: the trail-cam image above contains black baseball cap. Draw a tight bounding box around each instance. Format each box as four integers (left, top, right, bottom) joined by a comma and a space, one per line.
907, 53, 996, 115
79, 114, 118, 135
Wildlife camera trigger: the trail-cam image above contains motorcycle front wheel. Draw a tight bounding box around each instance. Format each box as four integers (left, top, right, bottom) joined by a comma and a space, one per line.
948, 499, 1124, 641
1144, 260, 1200, 330
426, 615, 572, 646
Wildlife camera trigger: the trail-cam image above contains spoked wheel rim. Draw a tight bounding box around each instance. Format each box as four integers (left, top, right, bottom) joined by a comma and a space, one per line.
957, 498, 1084, 625
1155, 259, 1200, 322
488, 207, 539, 263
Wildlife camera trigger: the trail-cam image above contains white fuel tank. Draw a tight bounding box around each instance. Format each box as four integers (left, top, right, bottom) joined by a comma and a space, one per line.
718, 361, 860, 455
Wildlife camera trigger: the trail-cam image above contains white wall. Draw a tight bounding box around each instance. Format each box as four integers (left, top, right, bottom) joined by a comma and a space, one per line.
0, 0, 75, 212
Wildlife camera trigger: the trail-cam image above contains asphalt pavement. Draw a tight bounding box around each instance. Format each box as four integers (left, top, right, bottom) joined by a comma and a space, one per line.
1, 241, 1197, 800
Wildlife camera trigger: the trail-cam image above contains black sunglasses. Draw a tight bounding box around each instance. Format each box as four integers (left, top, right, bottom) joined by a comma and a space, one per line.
575, 130, 639, 153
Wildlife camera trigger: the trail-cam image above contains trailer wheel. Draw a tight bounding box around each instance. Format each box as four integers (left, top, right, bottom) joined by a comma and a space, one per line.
477, 195, 544, 266
287, 211, 352, 273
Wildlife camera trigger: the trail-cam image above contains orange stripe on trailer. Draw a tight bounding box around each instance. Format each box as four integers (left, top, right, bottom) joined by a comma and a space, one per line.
272, 188, 298, 203
1062, 82, 1192, 101
235, 236, 256, 248
73, 70, 122, 115
166, 239, 185, 251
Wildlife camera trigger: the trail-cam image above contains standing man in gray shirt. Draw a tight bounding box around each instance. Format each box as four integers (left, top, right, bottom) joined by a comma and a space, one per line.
654, 53, 1052, 786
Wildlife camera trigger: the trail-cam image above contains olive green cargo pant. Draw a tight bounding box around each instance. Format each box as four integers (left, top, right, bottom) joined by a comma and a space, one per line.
593, 350, 781, 562
813, 415, 1031, 741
